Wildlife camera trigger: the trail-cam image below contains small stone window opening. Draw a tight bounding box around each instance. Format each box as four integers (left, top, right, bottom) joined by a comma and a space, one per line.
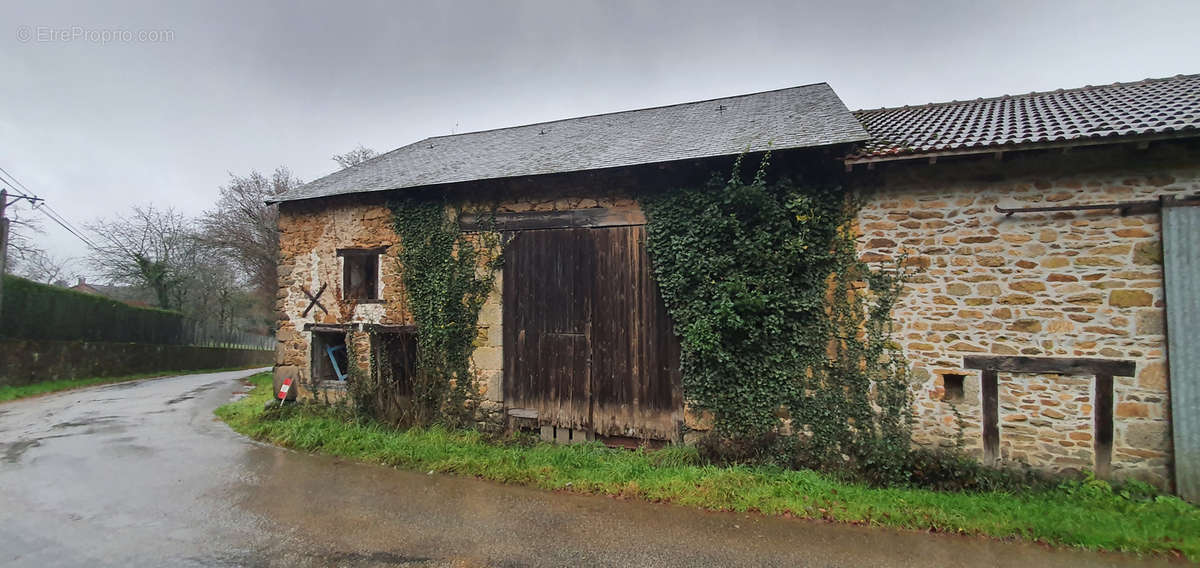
943, 373, 965, 402
371, 330, 417, 397
311, 331, 349, 384
340, 249, 381, 301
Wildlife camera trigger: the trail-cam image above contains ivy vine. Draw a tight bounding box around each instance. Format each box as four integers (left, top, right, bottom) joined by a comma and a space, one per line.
366, 196, 501, 427
642, 154, 912, 469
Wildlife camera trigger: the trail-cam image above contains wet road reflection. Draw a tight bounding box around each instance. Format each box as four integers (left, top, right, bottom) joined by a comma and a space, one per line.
0, 369, 1172, 567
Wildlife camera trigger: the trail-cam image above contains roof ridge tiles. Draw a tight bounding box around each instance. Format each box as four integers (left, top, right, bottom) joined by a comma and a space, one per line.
848, 73, 1200, 161
851, 73, 1200, 115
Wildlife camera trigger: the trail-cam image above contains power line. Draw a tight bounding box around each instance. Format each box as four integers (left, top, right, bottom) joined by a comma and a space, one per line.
34, 202, 99, 251
37, 207, 97, 251
40, 202, 89, 240
0, 176, 26, 197
0, 164, 34, 194
0, 162, 99, 251
0, 164, 35, 198
0, 177, 38, 205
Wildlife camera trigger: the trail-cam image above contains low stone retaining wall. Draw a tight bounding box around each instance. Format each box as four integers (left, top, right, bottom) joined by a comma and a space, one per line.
0, 339, 273, 386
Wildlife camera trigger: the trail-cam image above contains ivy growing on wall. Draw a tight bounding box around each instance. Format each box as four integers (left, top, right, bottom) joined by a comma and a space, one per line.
642, 154, 912, 470
378, 197, 501, 427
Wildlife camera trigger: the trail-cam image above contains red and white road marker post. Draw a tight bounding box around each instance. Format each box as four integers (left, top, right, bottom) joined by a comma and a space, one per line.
277, 377, 293, 406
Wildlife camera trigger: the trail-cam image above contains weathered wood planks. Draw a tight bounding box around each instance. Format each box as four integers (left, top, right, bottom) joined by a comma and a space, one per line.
503, 225, 681, 441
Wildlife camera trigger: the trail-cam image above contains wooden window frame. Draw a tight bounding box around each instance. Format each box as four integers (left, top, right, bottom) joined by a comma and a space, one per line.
963, 355, 1134, 476
337, 247, 386, 303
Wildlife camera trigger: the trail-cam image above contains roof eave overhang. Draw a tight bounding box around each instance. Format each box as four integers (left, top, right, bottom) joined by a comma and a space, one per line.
843, 131, 1200, 167
269, 139, 865, 205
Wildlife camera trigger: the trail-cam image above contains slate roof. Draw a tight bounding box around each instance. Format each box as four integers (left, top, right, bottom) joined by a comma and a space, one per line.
270, 83, 867, 202
848, 74, 1200, 161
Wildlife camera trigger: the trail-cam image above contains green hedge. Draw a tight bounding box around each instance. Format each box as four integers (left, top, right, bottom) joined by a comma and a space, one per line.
1, 275, 185, 344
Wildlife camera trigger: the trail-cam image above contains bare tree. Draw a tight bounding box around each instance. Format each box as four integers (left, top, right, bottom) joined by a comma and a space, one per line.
172, 242, 254, 331
332, 145, 377, 169
200, 167, 300, 308
3, 205, 46, 274
16, 249, 74, 284
85, 205, 195, 310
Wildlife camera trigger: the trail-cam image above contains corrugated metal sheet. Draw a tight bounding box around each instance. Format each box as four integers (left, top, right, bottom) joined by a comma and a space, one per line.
1164, 199, 1200, 502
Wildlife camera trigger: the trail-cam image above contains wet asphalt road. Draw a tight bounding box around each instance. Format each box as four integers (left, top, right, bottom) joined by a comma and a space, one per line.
0, 369, 1178, 567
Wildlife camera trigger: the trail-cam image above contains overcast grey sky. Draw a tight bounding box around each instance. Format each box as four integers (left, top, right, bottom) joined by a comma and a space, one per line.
3, 0, 1199, 274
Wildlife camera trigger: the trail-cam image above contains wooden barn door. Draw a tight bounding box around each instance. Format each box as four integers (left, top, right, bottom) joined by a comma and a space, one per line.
589, 226, 682, 439
502, 225, 682, 440
503, 228, 594, 431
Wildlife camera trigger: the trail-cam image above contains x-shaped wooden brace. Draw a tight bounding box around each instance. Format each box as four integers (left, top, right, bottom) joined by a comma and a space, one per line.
302, 283, 328, 317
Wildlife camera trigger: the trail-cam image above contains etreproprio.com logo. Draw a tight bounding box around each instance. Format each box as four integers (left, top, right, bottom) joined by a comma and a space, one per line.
16, 25, 174, 43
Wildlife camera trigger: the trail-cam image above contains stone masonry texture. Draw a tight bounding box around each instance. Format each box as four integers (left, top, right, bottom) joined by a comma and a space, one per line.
274, 142, 1196, 488
274, 171, 644, 414
851, 142, 1199, 487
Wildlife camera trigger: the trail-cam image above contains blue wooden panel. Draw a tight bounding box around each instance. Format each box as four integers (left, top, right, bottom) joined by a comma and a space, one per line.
327, 345, 348, 381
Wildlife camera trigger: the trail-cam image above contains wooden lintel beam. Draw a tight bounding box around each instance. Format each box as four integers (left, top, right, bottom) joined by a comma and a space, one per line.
361, 323, 417, 334
337, 246, 389, 256
962, 355, 1135, 377
459, 207, 646, 232
305, 322, 355, 333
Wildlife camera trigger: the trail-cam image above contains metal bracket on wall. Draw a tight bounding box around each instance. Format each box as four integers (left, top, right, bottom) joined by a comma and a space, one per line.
302, 283, 328, 317
993, 193, 1200, 217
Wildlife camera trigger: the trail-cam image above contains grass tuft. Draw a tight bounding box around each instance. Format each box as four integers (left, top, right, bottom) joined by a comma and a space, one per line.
217, 372, 1200, 560
0, 366, 265, 403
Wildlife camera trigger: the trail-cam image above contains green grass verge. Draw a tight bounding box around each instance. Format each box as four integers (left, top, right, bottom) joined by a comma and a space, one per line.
217, 372, 1199, 560
0, 365, 267, 402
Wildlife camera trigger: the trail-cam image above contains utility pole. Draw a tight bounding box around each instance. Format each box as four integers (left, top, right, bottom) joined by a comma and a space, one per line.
0, 188, 44, 324
0, 188, 9, 325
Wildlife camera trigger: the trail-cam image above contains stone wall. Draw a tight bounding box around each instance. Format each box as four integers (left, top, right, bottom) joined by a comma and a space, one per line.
273, 143, 1195, 486
997, 372, 1094, 470
273, 195, 405, 396
852, 141, 1199, 486
273, 174, 643, 413
0, 339, 271, 386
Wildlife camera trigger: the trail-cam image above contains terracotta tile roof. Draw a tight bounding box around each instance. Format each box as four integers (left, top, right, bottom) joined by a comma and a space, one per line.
272, 83, 867, 203
848, 74, 1200, 161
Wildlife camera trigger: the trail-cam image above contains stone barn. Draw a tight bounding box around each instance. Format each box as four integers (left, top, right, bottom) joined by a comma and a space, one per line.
269, 74, 1200, 495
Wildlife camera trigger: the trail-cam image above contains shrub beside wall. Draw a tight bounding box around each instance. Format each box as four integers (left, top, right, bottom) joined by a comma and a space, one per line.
0, 275, 185, 343
0, 276, 272, 386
